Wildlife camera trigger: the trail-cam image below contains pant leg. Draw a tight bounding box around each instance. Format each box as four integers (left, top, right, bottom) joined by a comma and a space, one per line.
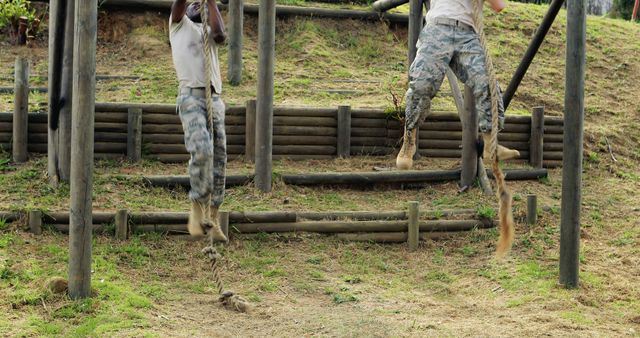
177, 93, 214, 203
449, 28, 505, 133
405, 23, 454, 130
210, 95, 227, 208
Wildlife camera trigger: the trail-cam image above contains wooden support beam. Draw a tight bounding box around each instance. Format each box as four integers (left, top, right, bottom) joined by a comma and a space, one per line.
560, 0, 586, 289
255, 0, 276, 192
115, 209, 128, 240
245, 99, 256, 162
68, 0, 97, 299
219, 211, 230, 238
530, 106, 544, 168
336, 105, 351, 158
460, 85, 478, 189
28, 210, 42, 235
228, 0, 243, 86
127, 108, 142, 162
407, 201, 419, 251
13, 57, 29, 163
527, 195, 537, 225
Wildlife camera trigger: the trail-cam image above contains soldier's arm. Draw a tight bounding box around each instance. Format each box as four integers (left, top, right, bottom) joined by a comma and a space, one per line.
172, 0, 188, 23
486, 0, 506, 12
207, 0, 226, 43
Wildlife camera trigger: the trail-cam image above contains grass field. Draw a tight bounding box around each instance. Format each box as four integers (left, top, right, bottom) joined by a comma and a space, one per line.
1, 1, 639, 336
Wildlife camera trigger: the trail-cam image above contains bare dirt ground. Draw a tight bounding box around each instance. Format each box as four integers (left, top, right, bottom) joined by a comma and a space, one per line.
1, 2, 639, 337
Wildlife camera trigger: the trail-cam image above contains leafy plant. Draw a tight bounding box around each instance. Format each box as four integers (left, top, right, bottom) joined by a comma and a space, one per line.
0, 0, 40, 42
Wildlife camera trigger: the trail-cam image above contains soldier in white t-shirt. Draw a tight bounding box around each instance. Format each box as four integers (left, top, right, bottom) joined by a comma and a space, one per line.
396, 0, 521, 170
170, 0, 228, 241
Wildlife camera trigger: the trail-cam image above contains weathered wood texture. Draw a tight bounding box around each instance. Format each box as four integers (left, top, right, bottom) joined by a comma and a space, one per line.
68, 0, 97, 300
13, 57, 29, 163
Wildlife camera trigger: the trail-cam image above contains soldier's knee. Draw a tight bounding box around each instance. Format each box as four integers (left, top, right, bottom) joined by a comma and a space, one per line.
409, 80, 434, 98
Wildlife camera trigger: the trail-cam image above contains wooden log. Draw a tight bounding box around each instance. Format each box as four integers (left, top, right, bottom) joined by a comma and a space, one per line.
372, 0, 409, 12
0, 212, 22, 222
560, 0, 586, 288
142, 174, 254, 188
460, 85, 478, 189
337, 105, 351, 158
545, 117, 563, 126
544, 125, 563, 134
219, 211, 230, 238
255, 0, 276, 193
272, 154, 335, 160
233, 219, 493, 233
273, 126, 336, 136
408, 0, 422, 71
544, 134, 563, 143
95, 102, 176, 113
351, 117, 388, 128
544, 160, 562, 168
115, 209, 128, 240
477, 157, 493, 195
351, 127, 387, 137
280, 169, 461, 186
527, 194, 537, 225
127, 108, 142, 162
273, 116, 336, 127
58, 0, 75, 183
13, 57, 29, 163
245, 99, 256, 162
486, 168, 547, 181
273, 106, 336, 117
273, 145, 336, 155
530, 106, 544, 168
47, 0, 65, 186
350, 146, 393, 156
335, 231, 488, 242
95, 112, 127, 123
274, 135, 337, 146
407, 201, 419, 251
228, 0, 243, 86
68, 0, 97, 299
543, 143, 563, 151
0, 133, 11, 143
28, 210, 42, 235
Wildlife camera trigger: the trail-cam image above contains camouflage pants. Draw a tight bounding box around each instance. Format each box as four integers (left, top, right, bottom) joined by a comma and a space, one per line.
177, 88, 226, 207
405, 22, 505, 133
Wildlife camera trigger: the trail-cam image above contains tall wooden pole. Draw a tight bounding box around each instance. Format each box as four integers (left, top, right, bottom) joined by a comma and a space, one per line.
68, 0, 97, 299
460, 85, 478, 189
13, 57, 29, 163
255, 0, 275, 192
47, 0, 66, 185
58, 0, 75, 182
408, 0, 422, 71
228, 0, 244, 86
560, 0, 585, 289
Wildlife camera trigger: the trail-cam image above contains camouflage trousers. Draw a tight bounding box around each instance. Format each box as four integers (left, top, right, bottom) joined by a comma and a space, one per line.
177, 87, 227, 207
405, 21, 505, 133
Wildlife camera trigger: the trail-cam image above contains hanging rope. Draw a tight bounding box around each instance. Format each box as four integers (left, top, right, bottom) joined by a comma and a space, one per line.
471, 0, 515, 257
198, 1, 250, 312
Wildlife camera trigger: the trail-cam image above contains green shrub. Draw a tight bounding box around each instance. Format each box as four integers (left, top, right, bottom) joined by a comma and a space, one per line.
0, 0, 37, 33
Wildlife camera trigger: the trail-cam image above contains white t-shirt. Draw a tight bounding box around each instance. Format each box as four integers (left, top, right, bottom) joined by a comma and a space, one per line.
169, 15, 222, 93
425, 0, 477, 32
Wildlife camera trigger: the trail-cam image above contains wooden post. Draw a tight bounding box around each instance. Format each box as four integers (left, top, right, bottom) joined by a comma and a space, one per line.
68, 0, 97, 299
219, 211, 230, 239
446, 69, 464, 116
336, 105, 351, 158
13, 57, 29, 163
530, 106, 544, 168
115, 209, 128, 240
407, 201, 419, 251
255, 0, 275, 192
28, 210, 42, 235
408, 0, 423, 71
560, 0, 586, 289
59, 0, 75, 182
127, 108, 142, 162
245, 99, 256, 162
228, 0, 244, 86
527, 194, 537, 225
460, 85, 478, 189
47, 0, 66, 186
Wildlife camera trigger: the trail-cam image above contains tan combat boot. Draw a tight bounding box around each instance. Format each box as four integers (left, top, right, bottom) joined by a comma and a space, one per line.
187, 199, 206, 236
207, 207, 228, 243
482, 132, 520, 161
396, 128, 418, 170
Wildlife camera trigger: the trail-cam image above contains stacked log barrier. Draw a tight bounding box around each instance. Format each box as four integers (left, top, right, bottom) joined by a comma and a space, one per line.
0, 104, 564, 167
3, 208, 493, 243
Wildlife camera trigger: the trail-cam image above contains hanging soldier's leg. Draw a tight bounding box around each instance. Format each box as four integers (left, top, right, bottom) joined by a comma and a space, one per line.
177, 91, 214, 236
397, 23, 453, 170
207, 95, 228, 242
450, 29, 519, 161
